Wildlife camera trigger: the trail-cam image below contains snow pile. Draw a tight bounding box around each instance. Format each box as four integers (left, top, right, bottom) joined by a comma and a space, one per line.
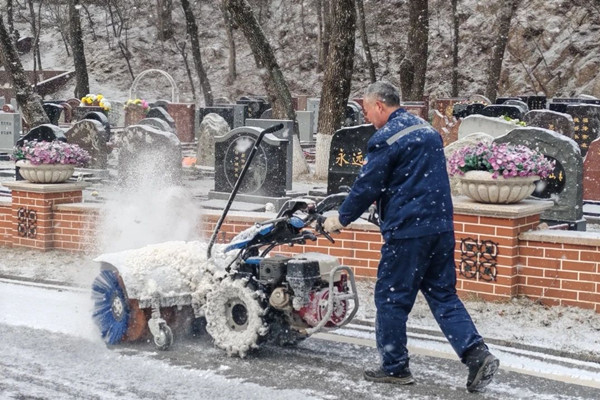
94, 240, 234, 303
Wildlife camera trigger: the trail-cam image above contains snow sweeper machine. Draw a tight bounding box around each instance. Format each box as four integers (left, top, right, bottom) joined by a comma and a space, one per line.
91, 123, 360, 357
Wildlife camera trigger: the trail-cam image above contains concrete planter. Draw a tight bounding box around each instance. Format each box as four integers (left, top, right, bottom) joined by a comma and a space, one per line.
459, 170, 538, 204
16, 160, 75, 183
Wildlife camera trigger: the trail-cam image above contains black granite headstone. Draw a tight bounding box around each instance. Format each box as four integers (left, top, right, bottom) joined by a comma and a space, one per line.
523, 110, 574, 139
17, 124, 66, 146
214, 126, 288, 197
564, 104, 600, 158
83, 111, 111, 139
236, 97, 270, 119
146, 107, 176, 130
494, 127, 584, 229
15, 124, 67, 181
43, 103, 64, 125
495, 97, 522, 104
504, 99, 529, 115
522, 96, 547, 110
327, 124, 376, 195
480, 105, 524, 120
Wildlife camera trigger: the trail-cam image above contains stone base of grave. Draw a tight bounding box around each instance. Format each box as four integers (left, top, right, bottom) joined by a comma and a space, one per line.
2, 181, 90, 250
207, 190, 306, 212
541, 218, 587, 231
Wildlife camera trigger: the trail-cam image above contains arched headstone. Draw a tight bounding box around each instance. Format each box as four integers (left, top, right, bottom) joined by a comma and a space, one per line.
494, 127, 584, 229
65, 120, 108, 169
83, 111, 111, 139
197, 113, 230, 167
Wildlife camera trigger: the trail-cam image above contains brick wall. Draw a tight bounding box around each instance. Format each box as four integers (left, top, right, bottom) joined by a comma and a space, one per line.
0, 185, 598, 313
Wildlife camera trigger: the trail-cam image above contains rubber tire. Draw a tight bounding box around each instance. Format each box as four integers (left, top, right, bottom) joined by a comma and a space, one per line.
267, 312, 307, 347
154, 324, 173, 351
204, 276, 269, 357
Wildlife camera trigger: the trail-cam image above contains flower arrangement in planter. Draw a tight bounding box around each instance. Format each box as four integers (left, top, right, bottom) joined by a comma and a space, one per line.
81, 94, 111, 112
447, 142, 555, 204
124, 98, 150, 114
12, 140, 91, 183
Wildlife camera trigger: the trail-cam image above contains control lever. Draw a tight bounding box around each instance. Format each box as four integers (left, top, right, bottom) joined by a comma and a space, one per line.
316, 215, 335, 244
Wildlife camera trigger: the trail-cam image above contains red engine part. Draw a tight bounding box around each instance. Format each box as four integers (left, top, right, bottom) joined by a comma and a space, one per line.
297, 282, 348, 328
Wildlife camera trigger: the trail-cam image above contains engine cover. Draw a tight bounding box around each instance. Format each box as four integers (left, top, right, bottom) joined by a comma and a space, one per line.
298, 286, 348, 328
293, 252, 342, 280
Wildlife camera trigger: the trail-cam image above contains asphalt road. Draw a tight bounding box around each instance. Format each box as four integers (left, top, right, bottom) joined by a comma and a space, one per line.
1, 279, 599, 400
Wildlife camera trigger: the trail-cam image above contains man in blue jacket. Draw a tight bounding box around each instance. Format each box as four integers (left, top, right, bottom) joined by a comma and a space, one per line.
323, 82, 499, 392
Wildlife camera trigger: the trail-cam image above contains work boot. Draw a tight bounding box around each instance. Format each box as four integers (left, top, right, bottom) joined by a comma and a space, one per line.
463, 343, 500, 393
363, 368, 415, 385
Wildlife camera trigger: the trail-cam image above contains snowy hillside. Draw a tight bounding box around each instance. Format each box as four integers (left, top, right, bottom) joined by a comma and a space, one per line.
3, 0, 600, 104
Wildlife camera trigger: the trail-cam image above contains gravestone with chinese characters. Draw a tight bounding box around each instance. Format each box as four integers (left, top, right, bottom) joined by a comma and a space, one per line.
327, 124, 376, 195
565, 104, 600, 158
65, 120, 109, 169
237, 97, 270, 119
212, 126, 289, 205
523, 110, 574, 139
458, 114, 517, 139
0, 111, 22, 152
245, 119, 294, 190
522, 96, 547, 110
196, 113, 230, 167
494, 127, 584, 230
116, 124, 182, 187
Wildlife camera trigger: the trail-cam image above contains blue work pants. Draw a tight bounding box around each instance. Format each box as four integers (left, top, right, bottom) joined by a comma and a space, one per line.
374, 231, 483, 374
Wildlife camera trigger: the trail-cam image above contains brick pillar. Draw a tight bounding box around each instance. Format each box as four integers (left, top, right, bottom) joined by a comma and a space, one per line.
2, 181, 89, 250
452, 197, 553, 301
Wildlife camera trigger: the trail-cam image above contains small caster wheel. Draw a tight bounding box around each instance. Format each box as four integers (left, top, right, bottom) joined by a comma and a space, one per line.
154, 324, 173, 350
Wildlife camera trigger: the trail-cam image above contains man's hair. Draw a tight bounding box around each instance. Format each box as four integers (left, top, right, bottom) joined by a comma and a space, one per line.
364, 81, 401, 106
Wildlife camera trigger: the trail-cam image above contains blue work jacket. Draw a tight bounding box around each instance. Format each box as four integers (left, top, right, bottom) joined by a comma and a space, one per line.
337, 108, 454, 241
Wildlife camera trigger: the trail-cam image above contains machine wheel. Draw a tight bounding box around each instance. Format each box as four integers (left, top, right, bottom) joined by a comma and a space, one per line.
204, 276, 269, 357
268, 312, 308, 347
153, 323, 173, 351
92, 269, 130, 345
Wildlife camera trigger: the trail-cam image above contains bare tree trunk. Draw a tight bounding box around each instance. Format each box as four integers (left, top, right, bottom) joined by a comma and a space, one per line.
316, 0, 323, 72
315, 0, 356, 179
224, 0, 309, 176
356, 0, 375, 83
174, 39, 197, 101
220, 2, 237, 84
156, 0, 175, 41
0, 16, 50, 127
321, 1, 331, 66
69, 0, 90, 99
26, 0, 41, 86
181, 0, 214, 106
485, 0, 518, 102
399, 0, 428, 100
6, 0, 18, 46
451, 0, 459, 97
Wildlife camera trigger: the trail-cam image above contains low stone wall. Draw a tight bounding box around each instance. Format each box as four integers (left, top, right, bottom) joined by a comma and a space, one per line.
0, 182, 598, 313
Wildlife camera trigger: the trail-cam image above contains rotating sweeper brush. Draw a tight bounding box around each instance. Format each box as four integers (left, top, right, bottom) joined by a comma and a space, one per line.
90, 123, 361, 355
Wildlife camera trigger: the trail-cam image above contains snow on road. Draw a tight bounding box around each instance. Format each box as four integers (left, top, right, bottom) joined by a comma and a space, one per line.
0, 280, 323, 400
